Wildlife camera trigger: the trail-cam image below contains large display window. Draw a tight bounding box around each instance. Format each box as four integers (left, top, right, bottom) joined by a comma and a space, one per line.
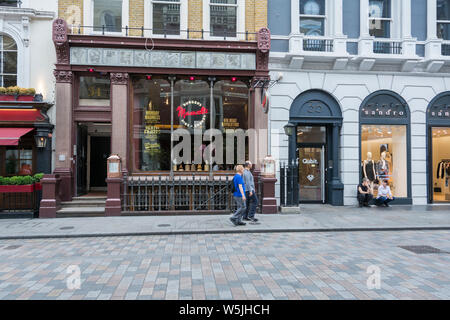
361, 125, 407, 197
431, 127, 450, 202
131, 77, 249, 172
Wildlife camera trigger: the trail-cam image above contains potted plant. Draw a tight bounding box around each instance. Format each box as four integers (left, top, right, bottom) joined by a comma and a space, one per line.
0, 86, 15, 101
17, 88, 36, 101
0, 173, 44, 192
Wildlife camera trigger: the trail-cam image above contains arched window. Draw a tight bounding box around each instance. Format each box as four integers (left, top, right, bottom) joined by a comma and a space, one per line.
0, 34, 17, 87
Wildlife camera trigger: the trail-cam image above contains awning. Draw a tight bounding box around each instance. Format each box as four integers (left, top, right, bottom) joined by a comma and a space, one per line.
0, 128, 34, 146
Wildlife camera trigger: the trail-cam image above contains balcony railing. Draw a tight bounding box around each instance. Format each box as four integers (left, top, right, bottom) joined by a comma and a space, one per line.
373, 41, 402, 54
303, 38, 334, 52
69, 24, 257, 41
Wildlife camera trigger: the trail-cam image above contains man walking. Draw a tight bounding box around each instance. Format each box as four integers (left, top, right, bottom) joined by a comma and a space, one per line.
242, 161, 259, 222
230, 165, 247, 226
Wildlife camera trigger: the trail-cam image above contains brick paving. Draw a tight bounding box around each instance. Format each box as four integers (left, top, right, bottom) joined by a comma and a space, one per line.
0, 230, 449, 300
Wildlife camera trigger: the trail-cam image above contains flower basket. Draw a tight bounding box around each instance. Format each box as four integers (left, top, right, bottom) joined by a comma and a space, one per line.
17, 95, 35, 102
0, 184, 35, 193
0, 94, 16, 101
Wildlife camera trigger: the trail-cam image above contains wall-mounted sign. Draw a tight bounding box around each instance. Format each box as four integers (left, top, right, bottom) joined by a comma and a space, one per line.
302, 158, 319, 165
222, 118, 239, 129
361, 94, 408, 119
177, 100, 209, 129
428, 95, 450, 120
144, 101, 161, 156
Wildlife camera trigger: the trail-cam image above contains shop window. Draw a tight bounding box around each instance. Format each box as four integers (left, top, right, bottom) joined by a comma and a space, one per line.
437, 0, 450, 40
361, 125, 407, 198
432, 127, 450, 202
369, 0, 391, 38
152, 0, 181, 35
93, 0, 123, 32
132, 78, 172, 171
0, 34, 17, 87
5, 148, 33, 175
79, 76, 111, 107
297, 126, 326, 143
209, 0, 238, 38
299, 0, 325, 36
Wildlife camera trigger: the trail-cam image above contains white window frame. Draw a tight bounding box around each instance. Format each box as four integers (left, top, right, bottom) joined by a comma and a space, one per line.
299, 0, 327, 37
83, 0, 129, 36
144, 0, 188, 38
292, 0, 337, 36
203, 0, 245, 41
0, 33, 18, 87
437, 0, 450, 40
366, 0, 401, 39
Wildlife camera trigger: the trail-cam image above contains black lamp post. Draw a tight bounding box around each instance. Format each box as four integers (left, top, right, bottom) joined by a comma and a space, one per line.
283, 122, 295, 136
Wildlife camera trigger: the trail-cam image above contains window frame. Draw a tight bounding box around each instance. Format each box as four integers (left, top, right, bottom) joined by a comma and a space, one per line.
437, 0, 450, 40
144, 0, 188, 38
299, 0, 327, 37
0, 34, 18, 87
368, 0, 393, 39
83, 0, 129, 36
203, 0, 245, 41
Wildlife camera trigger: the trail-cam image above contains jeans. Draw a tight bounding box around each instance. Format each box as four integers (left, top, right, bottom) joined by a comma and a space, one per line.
357, 193, 373, 206
375, 196, 395, 206
243, 191, 258, 219
231, 196, 247, 222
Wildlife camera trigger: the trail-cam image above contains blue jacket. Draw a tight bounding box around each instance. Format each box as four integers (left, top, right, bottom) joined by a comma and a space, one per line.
233, 173, 246, 197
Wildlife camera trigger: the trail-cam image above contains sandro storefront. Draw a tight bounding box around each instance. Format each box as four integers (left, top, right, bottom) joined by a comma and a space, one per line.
40, 19, 275, 217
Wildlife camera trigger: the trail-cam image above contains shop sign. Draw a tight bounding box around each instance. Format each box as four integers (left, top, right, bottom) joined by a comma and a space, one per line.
361, 103, 407, 118
144, 101, 161, 156
303, 158, 318, 165
429, 105, 450, 119
222, 118, 239, 129
177, 100, 209, 129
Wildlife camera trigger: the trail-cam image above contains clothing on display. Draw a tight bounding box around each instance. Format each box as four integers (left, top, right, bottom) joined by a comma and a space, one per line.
363, 160, 376, 181
436, 160, 450, 179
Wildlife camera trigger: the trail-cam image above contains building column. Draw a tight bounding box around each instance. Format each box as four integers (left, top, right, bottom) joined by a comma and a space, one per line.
425, 0, 443, 65
110, 73, 129, 173
358, 0, 373, 56
53, 70, 74, 202
329, 123, 344, 206
427, 0, 438, 40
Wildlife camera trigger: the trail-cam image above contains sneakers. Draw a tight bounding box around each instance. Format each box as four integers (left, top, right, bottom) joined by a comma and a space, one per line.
249, 218, 259, 222
229, 218, 238, 226
237, 222, 246, 226
230, 218, 246, 226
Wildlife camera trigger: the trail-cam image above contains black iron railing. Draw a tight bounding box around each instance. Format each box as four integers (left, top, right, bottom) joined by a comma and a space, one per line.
279, 161, 299, 207
303, 39, 334, 52
0, 186, 41, 214
442, 44, 450, 56
373, 41, 402, 54
122, 173, 262, 214
70, 25, 257, 41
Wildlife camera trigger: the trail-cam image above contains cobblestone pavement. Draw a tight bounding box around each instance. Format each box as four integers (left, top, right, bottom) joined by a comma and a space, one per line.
0, 230, 449, 300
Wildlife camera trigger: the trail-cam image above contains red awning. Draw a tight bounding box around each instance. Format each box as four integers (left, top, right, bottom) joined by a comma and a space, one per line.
0, 128, 34, 146
0, 109, 44, 122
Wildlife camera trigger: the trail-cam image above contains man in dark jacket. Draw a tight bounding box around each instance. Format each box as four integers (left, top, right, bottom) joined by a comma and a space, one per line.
242, 161, 259, 222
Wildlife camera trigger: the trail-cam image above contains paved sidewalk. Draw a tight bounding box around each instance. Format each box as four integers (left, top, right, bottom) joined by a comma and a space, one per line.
0, 204, 449, 239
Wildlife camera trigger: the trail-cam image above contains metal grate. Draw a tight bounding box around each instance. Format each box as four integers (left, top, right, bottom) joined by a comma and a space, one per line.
399, 245, 448, 254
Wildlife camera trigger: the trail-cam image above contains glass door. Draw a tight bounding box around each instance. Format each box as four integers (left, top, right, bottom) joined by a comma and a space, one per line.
298, 146, 325, 203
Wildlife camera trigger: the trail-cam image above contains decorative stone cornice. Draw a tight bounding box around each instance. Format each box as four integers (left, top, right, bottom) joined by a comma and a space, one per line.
53, 18, 69, 65
256, 28, 271, 72
110, 73, 129, 85
54, 70, 73, 83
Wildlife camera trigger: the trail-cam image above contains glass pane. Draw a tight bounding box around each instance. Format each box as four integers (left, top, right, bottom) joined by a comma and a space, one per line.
0, 1, 19, 7
361, 125, 407, 198
214, 80, 249, 171
210, 5, 237, 37
2, 35, 17, 50
369, 0, 391, 18
437, 0, 450, 21
20, 149, 33, 160
297, 126, 326, 144
369, 19, 390, 38
153, 3, 180, 35
3, 51, 17, 74
437, 22, 450, 39
299, 147, 323, 202
79, 76, 111, 106
432, 127, 450, 202
132, 78, 171, 171
300, 18, 325, 36
19, 160, 33, 175
93, 0, 122, 32
300, 0, 325, 15
5, 149, 18, 175
3, 75, 17, 87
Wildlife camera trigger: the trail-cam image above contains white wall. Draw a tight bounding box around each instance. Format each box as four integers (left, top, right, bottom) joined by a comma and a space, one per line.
269, 69, 450, 206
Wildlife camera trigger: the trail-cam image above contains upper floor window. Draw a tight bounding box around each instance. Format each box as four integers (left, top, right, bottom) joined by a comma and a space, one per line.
0, 34, 17, 87
0, 0, 21, 7
369, 0, 391, 38
299, 0, 325, 36
437, 0, 450, 40
93, 0, 123, 32
210, 0, 238, 38
152, 0, 181, 35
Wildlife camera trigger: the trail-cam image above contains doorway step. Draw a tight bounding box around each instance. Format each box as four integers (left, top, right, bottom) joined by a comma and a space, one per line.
57, 196, 106, 217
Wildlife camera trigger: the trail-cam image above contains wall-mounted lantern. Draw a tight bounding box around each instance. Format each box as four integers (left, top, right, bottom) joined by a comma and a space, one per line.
283, 122, 295, 137
35, 131, 49, 149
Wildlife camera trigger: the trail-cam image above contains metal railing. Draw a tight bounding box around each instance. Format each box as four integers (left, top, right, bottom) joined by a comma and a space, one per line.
303, 38, 334, 52
122, 173, 263, 214
279, 161, 299, 207
373, 41, 402, 54
0, 187, 41, 214
442, 43, 450, 56
69, 25, 257, 41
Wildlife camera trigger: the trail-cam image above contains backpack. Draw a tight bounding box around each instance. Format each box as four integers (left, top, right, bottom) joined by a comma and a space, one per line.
230, 176, 236, 193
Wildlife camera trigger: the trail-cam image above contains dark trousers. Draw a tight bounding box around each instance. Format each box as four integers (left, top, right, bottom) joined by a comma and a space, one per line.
358, 193, 373, 206
375, 196, 394, 206
243, 191, 258, 219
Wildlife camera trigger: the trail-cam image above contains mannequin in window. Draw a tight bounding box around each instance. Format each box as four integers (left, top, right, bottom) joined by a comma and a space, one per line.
363, 152, 377, 187
377, 151, 390, 182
